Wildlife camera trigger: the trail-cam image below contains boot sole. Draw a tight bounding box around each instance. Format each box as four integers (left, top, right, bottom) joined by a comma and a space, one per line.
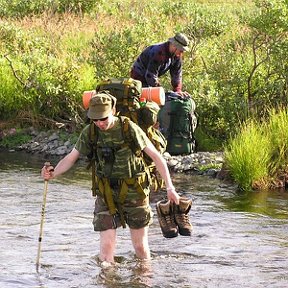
178, 229, 192, 236
163, 232, 178, 238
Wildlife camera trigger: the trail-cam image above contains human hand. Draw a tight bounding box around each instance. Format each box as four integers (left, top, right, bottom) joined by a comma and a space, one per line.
41, 162, 54, 180
166, 186, 180, 205
177, 91, 190, 98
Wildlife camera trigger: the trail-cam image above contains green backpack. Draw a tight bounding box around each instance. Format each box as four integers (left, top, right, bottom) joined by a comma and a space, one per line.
158, 91, 197, 155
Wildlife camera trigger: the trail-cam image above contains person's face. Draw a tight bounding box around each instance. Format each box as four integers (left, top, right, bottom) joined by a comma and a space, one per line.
170, 43, 184, 58
173, 47, 184, 58
92, 111, 114, 131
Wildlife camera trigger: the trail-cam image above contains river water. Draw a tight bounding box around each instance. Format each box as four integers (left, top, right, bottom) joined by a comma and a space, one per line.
0, 151, 287, 288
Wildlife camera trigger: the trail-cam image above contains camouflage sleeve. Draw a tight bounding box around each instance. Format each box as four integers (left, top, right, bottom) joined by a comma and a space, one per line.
74, 125, 91, 155
129, 121, 152, 151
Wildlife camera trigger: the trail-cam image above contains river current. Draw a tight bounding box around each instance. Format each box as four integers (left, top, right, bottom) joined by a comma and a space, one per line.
0, 151, 287, 288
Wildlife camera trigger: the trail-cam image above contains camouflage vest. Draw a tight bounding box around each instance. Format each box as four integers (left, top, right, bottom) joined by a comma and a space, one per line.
87, 116, 152, 228
88, 116, 147, 179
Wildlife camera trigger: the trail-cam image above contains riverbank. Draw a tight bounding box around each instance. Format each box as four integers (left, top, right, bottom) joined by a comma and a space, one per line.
2, 127, 224, 177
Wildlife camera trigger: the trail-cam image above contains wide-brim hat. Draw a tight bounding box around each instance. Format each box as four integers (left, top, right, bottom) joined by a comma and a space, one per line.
87, 92, 117, 119
168, 32, 190, 52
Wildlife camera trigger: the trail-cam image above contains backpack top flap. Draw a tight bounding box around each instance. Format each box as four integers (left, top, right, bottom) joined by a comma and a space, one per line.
96, 78, 142, 108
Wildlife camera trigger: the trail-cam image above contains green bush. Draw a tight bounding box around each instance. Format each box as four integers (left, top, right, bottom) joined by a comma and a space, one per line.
224, 107, 288, 190
0, 0, 97, 17
266, 108, 288, 175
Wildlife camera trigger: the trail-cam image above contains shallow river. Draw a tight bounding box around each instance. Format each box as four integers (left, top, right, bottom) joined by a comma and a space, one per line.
0, 151, 288, 288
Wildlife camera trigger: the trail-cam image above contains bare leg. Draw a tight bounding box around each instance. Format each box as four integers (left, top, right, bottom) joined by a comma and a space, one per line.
130, 226, 151, 260
99, 229, 116, 263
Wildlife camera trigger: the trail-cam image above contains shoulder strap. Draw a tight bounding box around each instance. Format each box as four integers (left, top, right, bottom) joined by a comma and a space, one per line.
118, 116, 143, 156
87, 122, 99, 197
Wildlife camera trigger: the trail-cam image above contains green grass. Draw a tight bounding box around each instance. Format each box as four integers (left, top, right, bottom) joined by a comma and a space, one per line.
224, 120, 271, 191
224, 107, 288, 190
0, 130, 32, 148
266, 108, 288, 175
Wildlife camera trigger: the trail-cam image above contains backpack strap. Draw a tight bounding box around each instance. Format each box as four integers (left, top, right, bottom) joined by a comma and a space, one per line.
119, 116, 142, 156
87, 122, 98, 197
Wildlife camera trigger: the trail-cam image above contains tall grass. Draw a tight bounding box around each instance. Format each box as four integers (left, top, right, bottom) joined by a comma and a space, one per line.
224, 108, 288, 190
266, 108, 288, 175
224, 120, 271, 191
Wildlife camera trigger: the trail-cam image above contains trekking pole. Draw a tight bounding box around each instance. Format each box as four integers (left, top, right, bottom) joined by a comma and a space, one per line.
36, 162, 52, 273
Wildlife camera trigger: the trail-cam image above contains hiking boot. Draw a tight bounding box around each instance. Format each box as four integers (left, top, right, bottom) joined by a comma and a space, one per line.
174, 197, 193, 236
156, 200, 178, 238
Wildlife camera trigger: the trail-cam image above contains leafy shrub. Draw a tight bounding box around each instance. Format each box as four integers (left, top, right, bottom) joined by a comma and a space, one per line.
0, 0, 287, 147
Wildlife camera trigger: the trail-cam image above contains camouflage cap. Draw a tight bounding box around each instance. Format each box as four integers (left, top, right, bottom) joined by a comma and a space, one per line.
87, 92, 117, 119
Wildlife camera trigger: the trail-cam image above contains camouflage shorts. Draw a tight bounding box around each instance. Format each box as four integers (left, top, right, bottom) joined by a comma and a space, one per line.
92, 189, 154, 231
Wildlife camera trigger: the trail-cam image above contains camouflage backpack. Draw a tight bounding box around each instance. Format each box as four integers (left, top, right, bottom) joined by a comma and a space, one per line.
95, 78, 167, 158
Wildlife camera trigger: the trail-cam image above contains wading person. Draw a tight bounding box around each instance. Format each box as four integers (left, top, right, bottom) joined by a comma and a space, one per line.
41, 92, 192, 264
130, 32, 190, 94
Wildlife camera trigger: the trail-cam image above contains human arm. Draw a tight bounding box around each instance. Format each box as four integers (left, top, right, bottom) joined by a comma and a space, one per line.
143, 143, 180, 205
41, 148, 80, 180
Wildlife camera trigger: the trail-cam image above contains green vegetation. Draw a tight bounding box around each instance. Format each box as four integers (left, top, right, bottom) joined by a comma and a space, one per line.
0, 0, 287, 161
266, 109, 288, 176
224, 120, 271, 191
225, 108, 288, 191
0, 129, 32, 148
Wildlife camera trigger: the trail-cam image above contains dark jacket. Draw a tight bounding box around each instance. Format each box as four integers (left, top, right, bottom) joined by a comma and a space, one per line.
130, 41, 182, 92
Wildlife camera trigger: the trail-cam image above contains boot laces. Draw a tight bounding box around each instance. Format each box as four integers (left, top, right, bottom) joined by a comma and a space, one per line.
160, 214, 175, 227
176, 213, 190, 226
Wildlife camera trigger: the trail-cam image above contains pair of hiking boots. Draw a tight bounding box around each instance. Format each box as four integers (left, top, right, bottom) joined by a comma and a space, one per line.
156, 197, 192, 238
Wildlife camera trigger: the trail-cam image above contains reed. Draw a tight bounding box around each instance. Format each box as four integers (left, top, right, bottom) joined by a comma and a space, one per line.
224, 120, 271, 191
266, 108, 288, 175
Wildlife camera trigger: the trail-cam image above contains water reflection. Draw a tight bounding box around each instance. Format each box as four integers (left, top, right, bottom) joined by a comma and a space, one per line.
217, 187, 288, 218
1, 151, 288, 288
